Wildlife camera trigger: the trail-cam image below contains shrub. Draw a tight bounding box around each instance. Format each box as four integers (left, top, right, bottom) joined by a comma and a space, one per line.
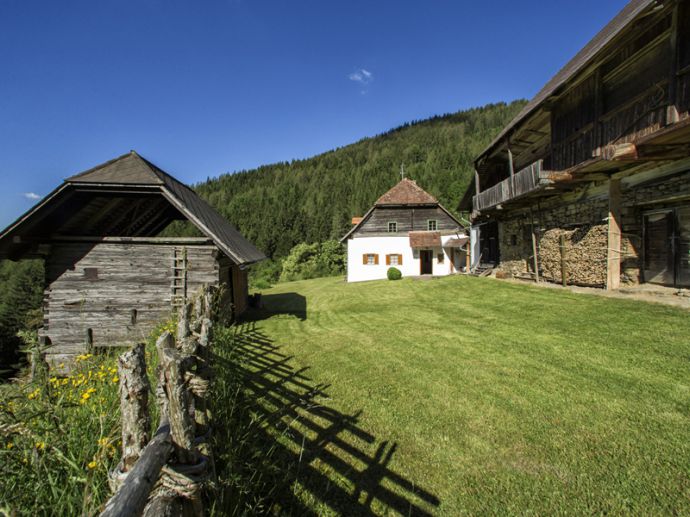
249, 258, 283, 289
279, 240, 346, 282
387, 267, 402, 280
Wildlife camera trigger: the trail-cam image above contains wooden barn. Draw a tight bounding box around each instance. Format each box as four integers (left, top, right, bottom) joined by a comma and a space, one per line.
460, 0, 690, 289
0, 151, 265, 366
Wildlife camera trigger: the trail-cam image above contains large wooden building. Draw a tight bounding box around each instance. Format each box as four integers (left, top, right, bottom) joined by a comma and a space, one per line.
460, 0, 690, 289
0, 151, 265, 366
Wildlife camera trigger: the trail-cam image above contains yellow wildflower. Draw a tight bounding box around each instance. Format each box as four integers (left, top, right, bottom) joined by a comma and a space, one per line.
35, 441, 46, 451
87, 460, 98, 470
27, 388, 40, 400
6, 442, 13, 450
97, 437, 109, 447
112, 376, 119, 383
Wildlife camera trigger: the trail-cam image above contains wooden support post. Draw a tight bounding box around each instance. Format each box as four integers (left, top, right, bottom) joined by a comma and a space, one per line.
531, 229, 540, 283
559, 234, 567, 287
507, 148, 515, 196
86, 328, 94, 353
118, 344, 151, 472
668, 2, 680, 124
474, 170, 480, 197
607, 179, 622, 290
465, 242, 471, 273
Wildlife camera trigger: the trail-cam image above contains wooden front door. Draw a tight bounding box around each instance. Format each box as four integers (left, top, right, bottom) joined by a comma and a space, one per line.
420, 250, 433, 275
643, 207, 690, 287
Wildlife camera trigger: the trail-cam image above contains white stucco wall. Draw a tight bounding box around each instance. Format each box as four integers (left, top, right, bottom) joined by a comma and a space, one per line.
346, 235, 467, 282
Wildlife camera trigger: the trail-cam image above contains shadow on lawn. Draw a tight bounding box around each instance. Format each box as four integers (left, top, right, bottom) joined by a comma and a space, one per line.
247, 292, 308, 321
210, 321, 440, 515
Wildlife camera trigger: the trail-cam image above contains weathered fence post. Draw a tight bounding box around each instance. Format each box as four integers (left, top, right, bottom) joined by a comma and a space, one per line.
109, 343, 151, 492
102, 286, 215, 517
119, 344, 151, 470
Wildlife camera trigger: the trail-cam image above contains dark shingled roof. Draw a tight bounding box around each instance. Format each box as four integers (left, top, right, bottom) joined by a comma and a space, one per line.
409, 231, 441, 248
477, 0, 655, 162
0, 151, 266, 265
375, 178, 438, 205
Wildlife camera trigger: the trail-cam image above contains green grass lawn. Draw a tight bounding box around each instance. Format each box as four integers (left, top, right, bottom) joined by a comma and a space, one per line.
213, 275, 690, 515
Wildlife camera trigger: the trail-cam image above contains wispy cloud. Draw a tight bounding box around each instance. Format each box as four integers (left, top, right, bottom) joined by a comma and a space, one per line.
348, 68, 373, 85
23, 192, 40, 201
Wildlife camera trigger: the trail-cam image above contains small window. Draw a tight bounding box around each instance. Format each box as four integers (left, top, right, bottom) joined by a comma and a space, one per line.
427, 220, 438, 231
390, 254, 399, 266
510, 234, 518, 246
437, 253, 444, 264
367, 254, 376, 265
388, 221, 398, 233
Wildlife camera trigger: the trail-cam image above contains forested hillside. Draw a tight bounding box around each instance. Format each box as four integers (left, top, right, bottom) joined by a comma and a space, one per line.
0, 100, 525, 363
0, 260, 43, 370
170, 100, 526, 258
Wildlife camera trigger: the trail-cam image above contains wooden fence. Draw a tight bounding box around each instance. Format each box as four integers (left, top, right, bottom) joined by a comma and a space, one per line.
100, 287, 216, 517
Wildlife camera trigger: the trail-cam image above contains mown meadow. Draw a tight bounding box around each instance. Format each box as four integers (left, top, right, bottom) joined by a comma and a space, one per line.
2, 275, 689, 515
210, 275, 690, 515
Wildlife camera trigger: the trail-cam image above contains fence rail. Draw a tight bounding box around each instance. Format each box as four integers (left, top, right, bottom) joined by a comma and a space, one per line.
101, 287, 216, 517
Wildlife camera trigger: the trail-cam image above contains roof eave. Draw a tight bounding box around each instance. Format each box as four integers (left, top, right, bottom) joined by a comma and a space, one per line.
475, 0, 656, 164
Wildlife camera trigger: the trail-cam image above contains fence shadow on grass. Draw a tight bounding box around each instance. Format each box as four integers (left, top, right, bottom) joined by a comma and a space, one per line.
209, 321, 440, 516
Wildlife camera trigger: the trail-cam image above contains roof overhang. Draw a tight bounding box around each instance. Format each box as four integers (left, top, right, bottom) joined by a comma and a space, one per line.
409, 231, 441, 248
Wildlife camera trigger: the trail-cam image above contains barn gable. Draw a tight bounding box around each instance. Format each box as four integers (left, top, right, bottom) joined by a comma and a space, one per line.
0, 151, 266, 265
0, 151, 265, 366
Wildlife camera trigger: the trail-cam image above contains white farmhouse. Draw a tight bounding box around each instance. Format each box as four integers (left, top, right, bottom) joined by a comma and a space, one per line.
341, 178, 470, 282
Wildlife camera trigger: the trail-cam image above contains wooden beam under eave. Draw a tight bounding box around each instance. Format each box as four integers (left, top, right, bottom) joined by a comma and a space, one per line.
606, 179, 622, 291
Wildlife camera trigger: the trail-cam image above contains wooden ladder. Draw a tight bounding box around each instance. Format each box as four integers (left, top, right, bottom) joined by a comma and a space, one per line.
171, 247, 188, 309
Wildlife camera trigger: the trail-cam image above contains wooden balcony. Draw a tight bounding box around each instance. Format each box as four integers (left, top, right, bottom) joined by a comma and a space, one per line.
473, 160, 553, 212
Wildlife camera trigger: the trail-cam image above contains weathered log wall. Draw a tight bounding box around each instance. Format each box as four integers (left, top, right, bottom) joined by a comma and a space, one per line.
41, 241, 221, 365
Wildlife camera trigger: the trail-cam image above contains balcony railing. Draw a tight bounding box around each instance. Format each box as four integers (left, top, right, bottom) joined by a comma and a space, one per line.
473, 160, 553, 212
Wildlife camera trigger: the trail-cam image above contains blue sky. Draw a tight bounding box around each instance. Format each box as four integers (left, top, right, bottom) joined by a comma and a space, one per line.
0, 0, 627, 228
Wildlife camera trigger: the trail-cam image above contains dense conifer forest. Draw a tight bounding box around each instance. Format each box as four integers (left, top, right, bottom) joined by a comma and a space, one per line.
168, 100, 526, 258
0, 100, 525, 362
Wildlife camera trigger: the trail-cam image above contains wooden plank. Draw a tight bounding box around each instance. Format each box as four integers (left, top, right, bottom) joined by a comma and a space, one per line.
99, 422, 173, 517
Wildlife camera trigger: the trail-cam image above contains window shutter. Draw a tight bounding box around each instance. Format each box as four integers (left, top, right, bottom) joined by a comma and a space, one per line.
386, 255, 391, 265
362, 254, 367, 265
398, 254, 403, 265
374, 254, 379, 265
